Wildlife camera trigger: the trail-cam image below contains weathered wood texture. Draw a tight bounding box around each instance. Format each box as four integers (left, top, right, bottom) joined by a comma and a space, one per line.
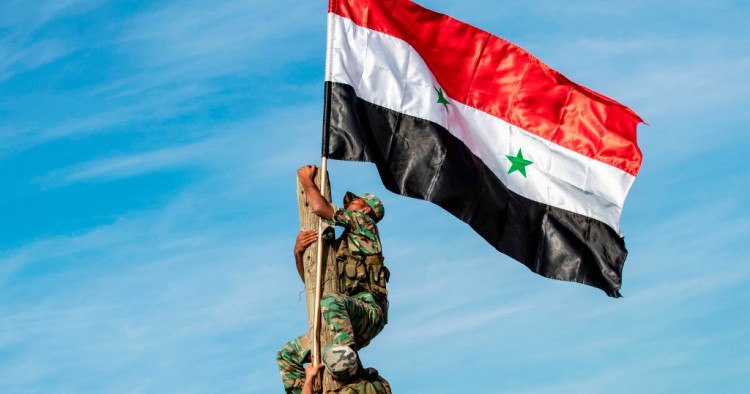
297, 171, 339, 392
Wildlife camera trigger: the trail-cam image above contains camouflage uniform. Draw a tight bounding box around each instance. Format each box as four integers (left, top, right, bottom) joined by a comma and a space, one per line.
277, 334, 312, 392
328, 368, 392, 394
277, 193, 389, 394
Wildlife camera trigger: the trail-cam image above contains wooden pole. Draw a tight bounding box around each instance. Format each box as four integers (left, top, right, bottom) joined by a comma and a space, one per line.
312, 156, 328, 365
297, 161, 339, 392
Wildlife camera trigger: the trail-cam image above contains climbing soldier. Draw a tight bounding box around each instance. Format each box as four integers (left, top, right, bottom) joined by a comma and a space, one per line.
277, 164, 390, 394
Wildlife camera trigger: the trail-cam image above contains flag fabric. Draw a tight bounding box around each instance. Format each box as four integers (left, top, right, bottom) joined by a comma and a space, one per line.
323, 0, 643, 297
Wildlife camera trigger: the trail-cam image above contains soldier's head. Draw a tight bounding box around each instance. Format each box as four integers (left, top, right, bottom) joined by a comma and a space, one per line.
343, 191, 385, 223
322, 344, 359, 382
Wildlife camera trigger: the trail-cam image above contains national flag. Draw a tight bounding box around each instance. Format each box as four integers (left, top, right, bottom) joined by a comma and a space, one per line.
322, 0, 643, 297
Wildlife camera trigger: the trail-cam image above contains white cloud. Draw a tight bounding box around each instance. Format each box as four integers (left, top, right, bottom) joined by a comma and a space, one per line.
40, 140, 219, 185
0, 186, 301, 392
1, 0, 326, 153
0, 39, 73, 81
0, 0, 102, 81
118, 0, 323, 81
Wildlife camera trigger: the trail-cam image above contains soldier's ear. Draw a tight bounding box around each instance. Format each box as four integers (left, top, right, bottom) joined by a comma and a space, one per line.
363, 206, 379, 221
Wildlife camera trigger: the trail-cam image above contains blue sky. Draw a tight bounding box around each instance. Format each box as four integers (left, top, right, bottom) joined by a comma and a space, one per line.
1, 0, 749, 393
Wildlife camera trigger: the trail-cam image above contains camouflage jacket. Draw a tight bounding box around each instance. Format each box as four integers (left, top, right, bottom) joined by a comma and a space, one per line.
331, 207, 382, 255
328, 207, 389, 302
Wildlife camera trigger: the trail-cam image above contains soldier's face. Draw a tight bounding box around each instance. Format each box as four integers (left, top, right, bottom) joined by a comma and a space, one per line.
347, 198, 369, 213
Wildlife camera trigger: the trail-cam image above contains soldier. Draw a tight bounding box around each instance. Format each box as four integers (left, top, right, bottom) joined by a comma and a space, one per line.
301, 348, 392, 394
277, 164, 389, 394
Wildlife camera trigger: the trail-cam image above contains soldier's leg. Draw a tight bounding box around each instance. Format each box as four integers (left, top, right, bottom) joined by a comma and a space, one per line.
276, 334, 311, 394
349, 292, 387, 348
320, 292, 386, 350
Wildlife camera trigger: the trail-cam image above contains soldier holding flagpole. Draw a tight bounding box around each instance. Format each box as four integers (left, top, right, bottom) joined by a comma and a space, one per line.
276, 165, 390, 394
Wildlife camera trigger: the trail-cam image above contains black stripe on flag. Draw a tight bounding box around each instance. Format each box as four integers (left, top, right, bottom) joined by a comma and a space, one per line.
324, 81, 627, 297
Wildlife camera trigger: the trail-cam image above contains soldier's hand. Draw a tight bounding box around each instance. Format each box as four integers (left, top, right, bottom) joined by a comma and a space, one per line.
302, 362, 325, 393
297, 165, 317, 181
294, 230, 318, 256
304, 362, 324, 381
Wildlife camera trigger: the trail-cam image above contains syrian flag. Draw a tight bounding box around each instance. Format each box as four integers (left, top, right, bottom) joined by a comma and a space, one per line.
323, 0, 643, 297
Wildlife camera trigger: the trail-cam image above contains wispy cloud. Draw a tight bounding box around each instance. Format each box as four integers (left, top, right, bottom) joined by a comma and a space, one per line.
4, 82, 222, 152
32, 99, 323, 191
616, 57, 750, 119
0, 39, 73, 81
0, 0, 102, 81
39, 140, 219, 186
0, 0, 103, 32
0, 179, 300, 392
1, 0, 325, 154
119, 0, 321, 77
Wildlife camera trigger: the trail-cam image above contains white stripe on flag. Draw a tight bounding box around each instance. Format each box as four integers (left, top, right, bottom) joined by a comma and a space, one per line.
326, 14, 635, 232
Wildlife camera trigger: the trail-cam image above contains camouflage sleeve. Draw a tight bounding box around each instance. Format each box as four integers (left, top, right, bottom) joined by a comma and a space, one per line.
332, 207, 381, 254
333, 207, 366, 230
317, 205, 337, 241
326, 204, 340, 226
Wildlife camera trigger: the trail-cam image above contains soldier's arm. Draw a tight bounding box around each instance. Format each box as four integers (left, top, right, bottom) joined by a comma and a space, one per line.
294, 230, 318, 283
298, 165, 334, 220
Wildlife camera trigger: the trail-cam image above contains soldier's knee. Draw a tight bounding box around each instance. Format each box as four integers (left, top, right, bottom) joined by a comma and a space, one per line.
277, 342, 295, 365
320, 293, 344, 311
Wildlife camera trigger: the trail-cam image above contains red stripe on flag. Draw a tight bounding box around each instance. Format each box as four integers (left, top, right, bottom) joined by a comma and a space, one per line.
329, 0, 643, 175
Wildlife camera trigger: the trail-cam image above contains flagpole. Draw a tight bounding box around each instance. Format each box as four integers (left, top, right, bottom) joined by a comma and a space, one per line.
311, 156, 328, 367
312, 1, 335, 368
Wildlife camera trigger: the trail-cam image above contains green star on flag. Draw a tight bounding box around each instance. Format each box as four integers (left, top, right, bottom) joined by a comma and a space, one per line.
434, 86, 450, 110
506, 149, 533, 178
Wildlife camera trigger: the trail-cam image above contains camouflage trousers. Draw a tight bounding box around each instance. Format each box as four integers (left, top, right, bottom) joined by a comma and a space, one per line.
276, 292, 387, 394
